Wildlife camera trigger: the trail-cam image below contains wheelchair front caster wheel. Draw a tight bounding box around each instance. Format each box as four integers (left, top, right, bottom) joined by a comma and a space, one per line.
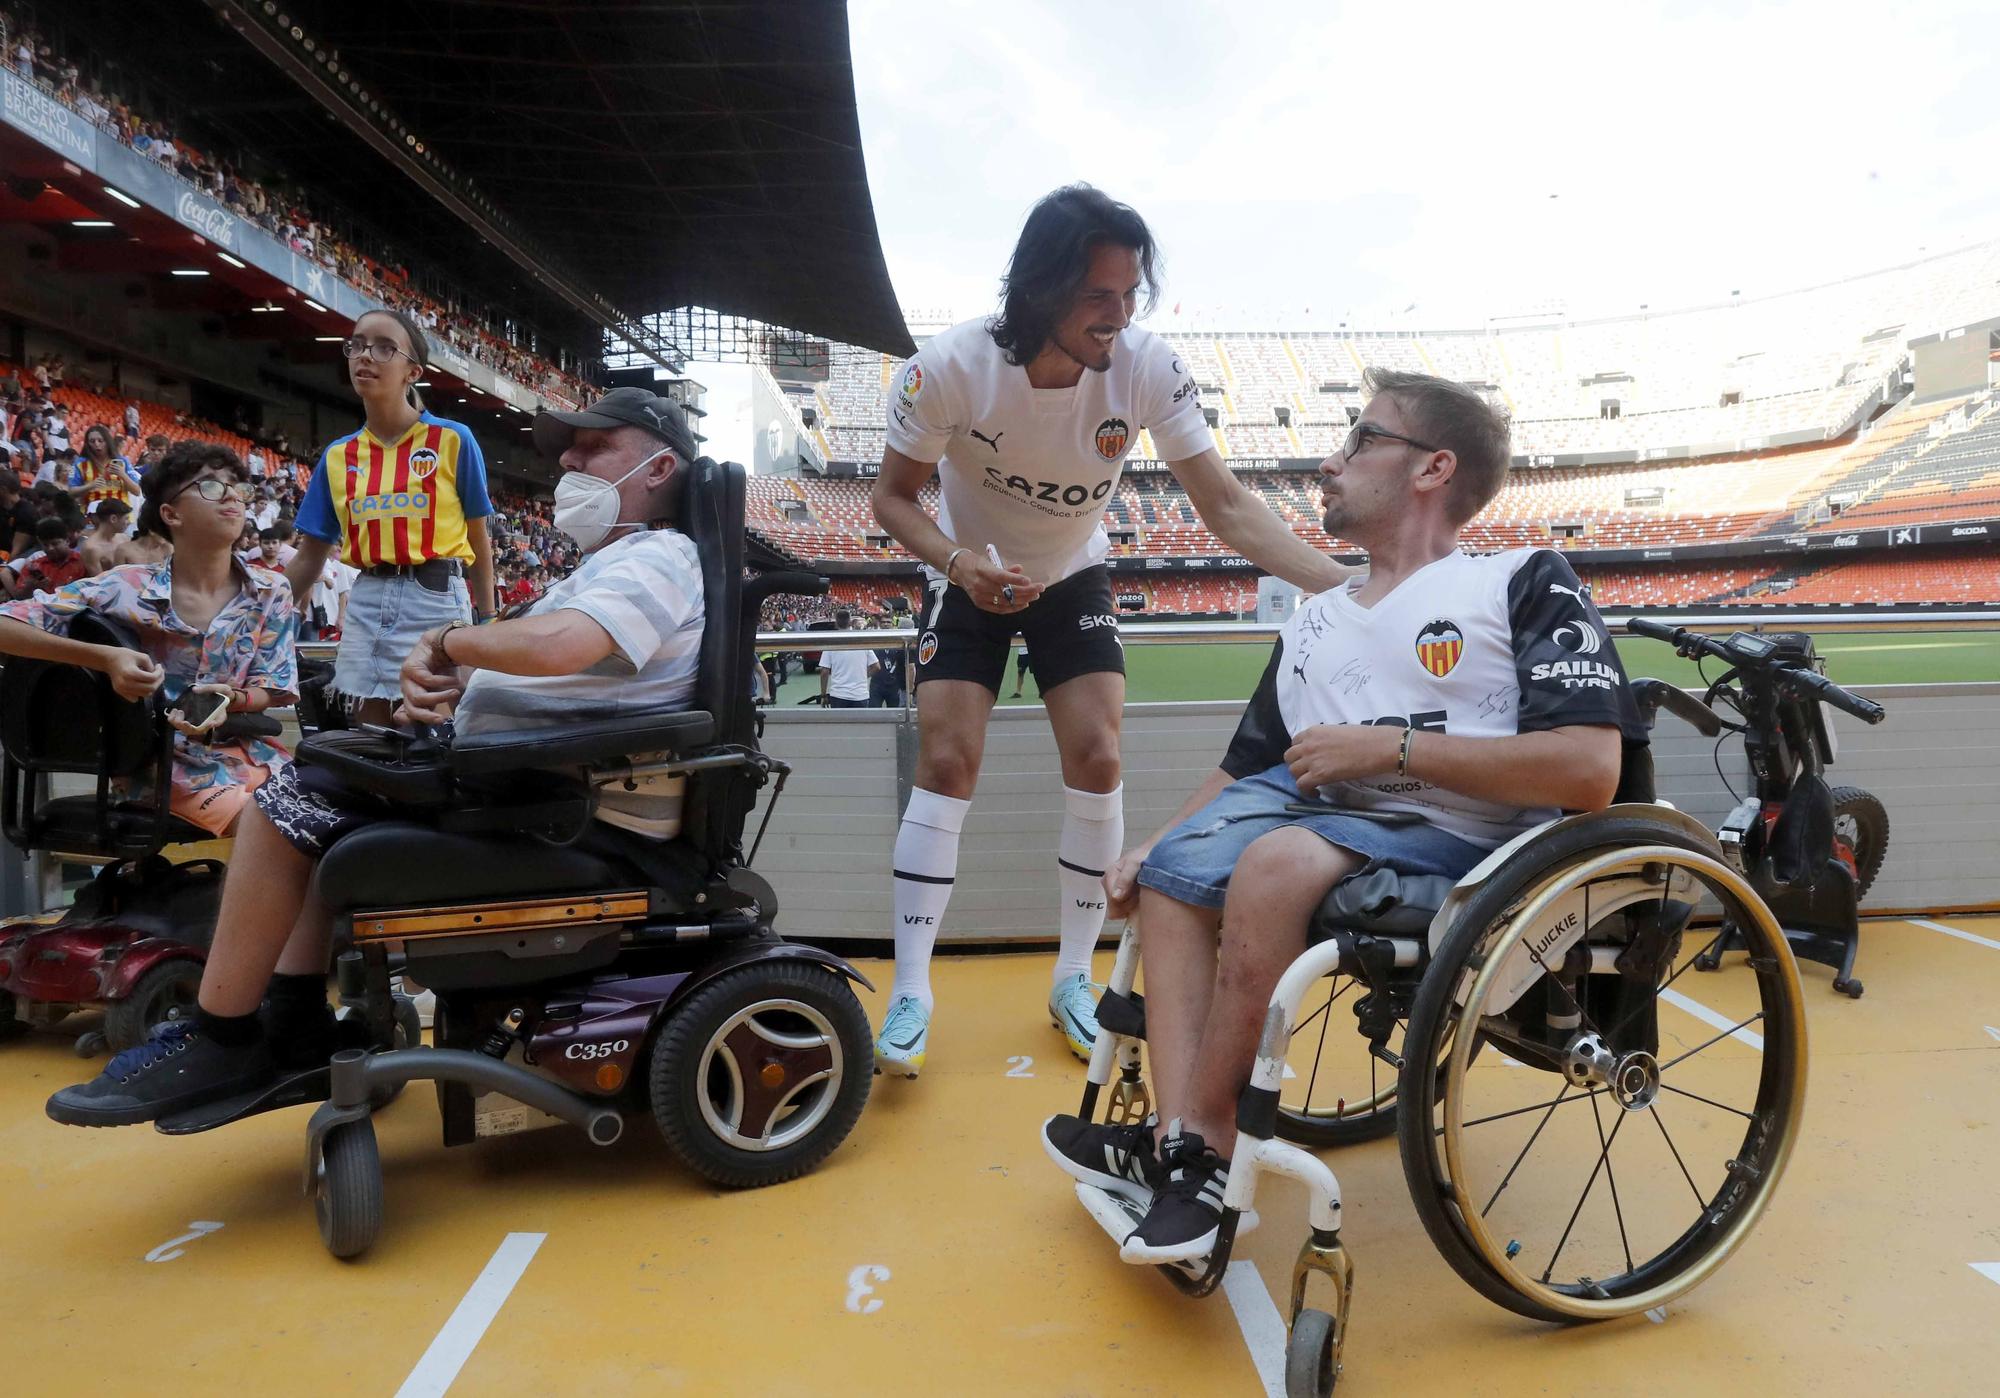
74, 1030, 108, 1057
314, 1119, 383, 1259
1833, 977, 1863, 999
1285, 1308, 1341, 1397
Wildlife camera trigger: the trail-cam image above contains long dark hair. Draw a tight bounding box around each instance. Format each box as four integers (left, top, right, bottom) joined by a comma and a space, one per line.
359, 307, 431, 411
986, 184, 1161, 366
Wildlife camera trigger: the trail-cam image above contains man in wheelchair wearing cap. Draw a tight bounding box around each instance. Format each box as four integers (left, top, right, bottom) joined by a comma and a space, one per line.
48, 388, 710, 1126
1042, 369, 1649, 1262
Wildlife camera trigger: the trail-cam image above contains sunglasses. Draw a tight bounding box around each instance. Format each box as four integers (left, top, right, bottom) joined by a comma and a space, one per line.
1342, 422, 1441, 461
172, 477, 254, 505
340, 337, 418, 365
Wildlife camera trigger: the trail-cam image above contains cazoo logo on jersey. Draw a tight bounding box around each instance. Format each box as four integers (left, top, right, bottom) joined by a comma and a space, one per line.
982, 466, 1115, 513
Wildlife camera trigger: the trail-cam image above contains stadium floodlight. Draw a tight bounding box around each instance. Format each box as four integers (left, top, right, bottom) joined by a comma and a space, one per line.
102, 185, 140, 208
217, 252, 247, 269
314, 335, 342, 342
250, 302, 280, 313
170, 269, 209, 277
302, 298, 328, 312
71, 219, 113, 228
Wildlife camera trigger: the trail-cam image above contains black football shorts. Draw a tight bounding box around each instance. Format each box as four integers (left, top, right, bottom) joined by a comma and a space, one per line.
914, 563, 1124, 695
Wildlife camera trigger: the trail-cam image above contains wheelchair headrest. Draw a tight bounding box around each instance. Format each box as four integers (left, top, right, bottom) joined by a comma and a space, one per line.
677, 457, 749, 746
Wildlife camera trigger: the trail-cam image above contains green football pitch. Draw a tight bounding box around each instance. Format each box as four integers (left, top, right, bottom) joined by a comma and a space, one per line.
768, 625, 2000, 708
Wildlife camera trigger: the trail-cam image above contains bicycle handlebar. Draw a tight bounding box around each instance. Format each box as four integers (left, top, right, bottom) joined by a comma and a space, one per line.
1623, 619, 1886, 725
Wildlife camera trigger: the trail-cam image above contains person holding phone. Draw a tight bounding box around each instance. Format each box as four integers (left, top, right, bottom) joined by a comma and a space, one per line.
0, 441, 298, 837
284, 308, 496, 725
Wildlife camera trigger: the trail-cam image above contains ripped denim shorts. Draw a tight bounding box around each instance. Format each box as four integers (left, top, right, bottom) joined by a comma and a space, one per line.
1136, 764, 1487, 910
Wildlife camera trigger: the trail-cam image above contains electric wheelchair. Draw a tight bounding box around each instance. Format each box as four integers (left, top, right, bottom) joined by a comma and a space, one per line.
33, 459, 875, 1258
1068, 650, 1883, 1395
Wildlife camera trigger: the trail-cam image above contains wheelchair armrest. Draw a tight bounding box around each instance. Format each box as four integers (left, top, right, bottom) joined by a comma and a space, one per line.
295, 727, 455, 806
448, 710, 716, 777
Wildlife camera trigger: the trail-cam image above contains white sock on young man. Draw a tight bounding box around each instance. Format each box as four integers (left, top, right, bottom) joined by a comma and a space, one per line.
1054, 784, 1124, 986
889, 787, 971, 1011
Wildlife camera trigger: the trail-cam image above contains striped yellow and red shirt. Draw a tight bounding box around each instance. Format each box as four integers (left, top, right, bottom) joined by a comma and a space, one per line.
296, 413, 492, 567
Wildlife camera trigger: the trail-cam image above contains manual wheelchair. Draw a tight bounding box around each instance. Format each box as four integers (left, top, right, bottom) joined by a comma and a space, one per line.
1067, 649, 1878, 1395
34, 459, 874, 1258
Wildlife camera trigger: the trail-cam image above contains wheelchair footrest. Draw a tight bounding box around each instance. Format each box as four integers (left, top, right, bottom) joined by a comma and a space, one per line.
1073, 1181, 1256, 1299
154, 1066, 331, 1135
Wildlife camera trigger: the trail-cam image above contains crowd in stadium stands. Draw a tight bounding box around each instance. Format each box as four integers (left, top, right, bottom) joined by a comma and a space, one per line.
0, 8, 596, 409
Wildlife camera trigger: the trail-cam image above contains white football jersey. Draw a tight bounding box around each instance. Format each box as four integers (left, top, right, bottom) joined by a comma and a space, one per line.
1222, 548, 1645, 848
884, 318, 1214, 586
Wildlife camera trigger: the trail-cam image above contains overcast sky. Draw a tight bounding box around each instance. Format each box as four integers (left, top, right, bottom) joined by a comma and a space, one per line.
695, 0, 2000, 463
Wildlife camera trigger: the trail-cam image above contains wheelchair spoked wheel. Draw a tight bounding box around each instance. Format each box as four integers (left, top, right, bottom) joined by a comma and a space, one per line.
648, 960, 872, 1188
313, 1118, 384, 1260
1398, 817, 1808, 1324
1277, 969, 1436, 1148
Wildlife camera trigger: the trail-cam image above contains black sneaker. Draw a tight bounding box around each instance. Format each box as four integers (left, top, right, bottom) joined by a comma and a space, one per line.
1119, 1122, 1242, 1264
1041, 1113, 1160, 1203
46, 1022, 277, 1127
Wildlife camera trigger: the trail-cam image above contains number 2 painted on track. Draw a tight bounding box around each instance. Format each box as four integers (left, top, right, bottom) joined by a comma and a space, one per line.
1005, 1055, 1035, 1077
145, 1220, 224, 1263
846, 1263, 890, 1314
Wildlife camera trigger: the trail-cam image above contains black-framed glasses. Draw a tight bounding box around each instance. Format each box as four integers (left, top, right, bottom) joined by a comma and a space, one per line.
340, 336, 417, 365
1343, 422, 1441, 461
171, 477, 254, 505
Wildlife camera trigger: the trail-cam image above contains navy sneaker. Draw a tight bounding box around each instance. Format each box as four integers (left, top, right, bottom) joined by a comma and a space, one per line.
46, 1022, 277, 1127
1041, 1112, 1159, 1203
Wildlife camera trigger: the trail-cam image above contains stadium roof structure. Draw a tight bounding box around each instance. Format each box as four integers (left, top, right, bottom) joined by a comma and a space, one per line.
58, 0, 914, 368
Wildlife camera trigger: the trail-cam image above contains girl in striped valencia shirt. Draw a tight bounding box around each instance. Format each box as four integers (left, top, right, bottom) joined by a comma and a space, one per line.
284, 308, 496, 723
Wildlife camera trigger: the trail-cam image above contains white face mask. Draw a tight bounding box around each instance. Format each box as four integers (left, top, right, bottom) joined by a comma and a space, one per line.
553, 446, 671, 550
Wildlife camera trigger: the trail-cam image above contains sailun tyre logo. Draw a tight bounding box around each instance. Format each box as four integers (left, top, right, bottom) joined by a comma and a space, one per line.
1093, 417, 1130, 460
1554, 621, 1604, 655
1415, 619, 1464, 677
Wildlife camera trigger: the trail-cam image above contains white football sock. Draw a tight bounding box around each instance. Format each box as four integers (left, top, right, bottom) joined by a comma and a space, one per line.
1054, 784, 1124, 986
889, 787, 971, 1011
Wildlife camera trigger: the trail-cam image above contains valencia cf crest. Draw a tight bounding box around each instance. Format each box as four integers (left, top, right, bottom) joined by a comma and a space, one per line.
1415, 619, 1463, 678
901, 363, 924, 399
409, 446, 440, 479
1093, 417, 1130, 461
917, 631, 939, 665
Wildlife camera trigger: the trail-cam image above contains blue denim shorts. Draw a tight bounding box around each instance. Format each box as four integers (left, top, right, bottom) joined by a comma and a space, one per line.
334, 571, 471, 701
1137, 764, 1488, 910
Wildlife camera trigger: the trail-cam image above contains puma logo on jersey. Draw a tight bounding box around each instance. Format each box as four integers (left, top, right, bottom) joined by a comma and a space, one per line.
969, 428, 1004, 452
1547, 581, 1589, 604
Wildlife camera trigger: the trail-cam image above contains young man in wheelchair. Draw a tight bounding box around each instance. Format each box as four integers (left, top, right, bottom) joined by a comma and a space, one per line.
47, 388, 709, 1126
1043, 369, 1649, 1262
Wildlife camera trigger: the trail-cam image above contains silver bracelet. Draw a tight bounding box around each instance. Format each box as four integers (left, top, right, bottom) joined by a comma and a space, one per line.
942, 546, 969, 585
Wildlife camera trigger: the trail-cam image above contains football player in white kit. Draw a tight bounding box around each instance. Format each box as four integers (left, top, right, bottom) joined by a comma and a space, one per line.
1043, 369, 1650, 1263
868, 185, 1350, 1076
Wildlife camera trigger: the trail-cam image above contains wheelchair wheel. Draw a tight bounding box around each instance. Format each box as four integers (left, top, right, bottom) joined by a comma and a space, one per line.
105, 958, 203, 1052
1398, 815, 1808, 1323
649, 959, 872, 1188
1829, 786, 1889, 902
313, 1119, 383, 1259
1285, 1308, 1339, 1397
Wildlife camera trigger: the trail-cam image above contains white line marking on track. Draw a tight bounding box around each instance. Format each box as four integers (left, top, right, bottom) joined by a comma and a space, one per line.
396, 1232, 546, 1398
1909, 918, 2000, 952
1658, 988, 1765, 1051
1986, 1027, 2000, 1043
1973, 1262, 2000, 1288
1222, 1261, 1287, 1398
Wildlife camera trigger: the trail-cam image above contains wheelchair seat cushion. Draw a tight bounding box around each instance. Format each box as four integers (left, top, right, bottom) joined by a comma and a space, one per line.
447, 709, 715, 776
316, 821, 635, 913
1309, 865, 1459, 940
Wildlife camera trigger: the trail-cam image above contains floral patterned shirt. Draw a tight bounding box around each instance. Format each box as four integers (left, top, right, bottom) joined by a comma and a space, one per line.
0, 560, 299, 815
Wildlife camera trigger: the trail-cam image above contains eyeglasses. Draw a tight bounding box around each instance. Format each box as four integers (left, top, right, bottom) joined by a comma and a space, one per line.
340, 336, 417, 365
1342, 422, 1441, 461
171, 477, 254, 505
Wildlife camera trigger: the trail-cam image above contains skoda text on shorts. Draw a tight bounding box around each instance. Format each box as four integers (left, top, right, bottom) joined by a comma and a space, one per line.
866, 184, 1353, 1074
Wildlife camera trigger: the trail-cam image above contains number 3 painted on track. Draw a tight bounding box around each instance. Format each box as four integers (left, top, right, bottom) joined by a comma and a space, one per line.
846, 1263, 890, 1314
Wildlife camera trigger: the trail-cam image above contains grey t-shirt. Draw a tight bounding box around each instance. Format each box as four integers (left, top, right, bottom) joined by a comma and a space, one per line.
455, 527, 705, 835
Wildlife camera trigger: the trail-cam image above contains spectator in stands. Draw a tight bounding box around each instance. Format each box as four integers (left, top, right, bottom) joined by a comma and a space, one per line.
124, 401, 141, 442
71, 424, 142, 511
1009, 641, 1034, 699
38, 401, 70, 469
868, 184, 1352, 1077
285, 309, 497, 724
817, 609, 874, 708
868, 616, 909, 708
79, 497, 132, 574
1043, 370, 1640, 1264
0, 475, 30, 558
41, 393, 699, 1126
249, 485, 279, 532
3, 516, 84, 597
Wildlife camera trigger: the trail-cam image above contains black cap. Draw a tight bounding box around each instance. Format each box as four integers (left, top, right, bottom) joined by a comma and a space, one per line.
533, 387, 698, 461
